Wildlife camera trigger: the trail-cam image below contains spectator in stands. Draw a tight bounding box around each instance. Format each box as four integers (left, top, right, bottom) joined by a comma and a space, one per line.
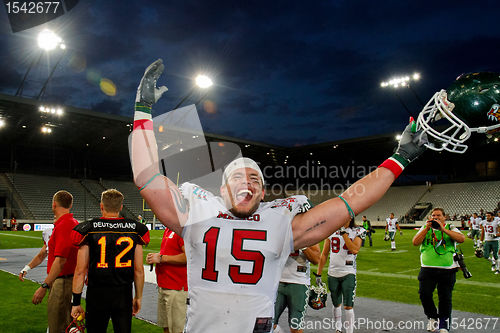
412, 207, 465, 333
138, 214, 145, 224
19, 227, 53, 281
31, 190, 79, 333
71, 189, 150, 333
146, 227, 188, 333
361, 216, 373, 247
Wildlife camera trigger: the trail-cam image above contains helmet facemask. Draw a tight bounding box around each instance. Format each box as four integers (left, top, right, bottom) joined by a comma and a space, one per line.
417, 90, 471, 153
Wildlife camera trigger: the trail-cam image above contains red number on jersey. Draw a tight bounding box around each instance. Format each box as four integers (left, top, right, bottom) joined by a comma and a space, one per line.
201, 227, 266, 285
330, 236, 353, 255
202, 227, 220, 281
229, 229, 266, 285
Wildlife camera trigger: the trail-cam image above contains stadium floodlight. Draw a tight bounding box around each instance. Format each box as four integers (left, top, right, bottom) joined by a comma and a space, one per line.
39, 105, 64, 115
380, 72, 420, 89
396, 134, 402, 141
195, 75, 213, 89
0, 119, 5, 128
173, 74, 214, 109
37, 29, 64, 51
41, 126, 52, 134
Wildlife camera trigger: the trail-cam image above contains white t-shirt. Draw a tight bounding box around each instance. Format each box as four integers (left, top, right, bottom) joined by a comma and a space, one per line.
386, 218, 398, 232
180, 182, 310, 333
327, 227, 365, 278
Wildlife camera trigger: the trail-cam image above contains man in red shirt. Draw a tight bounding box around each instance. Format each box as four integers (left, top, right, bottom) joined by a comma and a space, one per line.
147, 227, 188, 333
31, 190, 79, 333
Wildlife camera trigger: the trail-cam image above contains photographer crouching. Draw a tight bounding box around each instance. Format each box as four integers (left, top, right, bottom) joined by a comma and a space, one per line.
412, 208, 466, 333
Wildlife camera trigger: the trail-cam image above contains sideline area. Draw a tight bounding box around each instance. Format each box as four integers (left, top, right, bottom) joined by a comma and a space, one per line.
1, 248, 498, 333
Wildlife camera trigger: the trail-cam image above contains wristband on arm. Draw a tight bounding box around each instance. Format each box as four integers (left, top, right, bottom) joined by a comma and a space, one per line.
378, 153, 409, 178
133, 102, 153, 130
338, 195, 355, 219
72, 293, 82, 306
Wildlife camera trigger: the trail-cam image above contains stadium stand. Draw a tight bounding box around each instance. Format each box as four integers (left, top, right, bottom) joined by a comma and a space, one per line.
5, 173, 101, 221
419, 181, 500, 216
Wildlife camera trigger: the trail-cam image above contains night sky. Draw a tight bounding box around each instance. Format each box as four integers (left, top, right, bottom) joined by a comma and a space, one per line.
1, 0, 499, 146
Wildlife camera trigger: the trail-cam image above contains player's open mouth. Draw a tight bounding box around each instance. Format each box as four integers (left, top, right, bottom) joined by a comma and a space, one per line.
236, 189, 253, 203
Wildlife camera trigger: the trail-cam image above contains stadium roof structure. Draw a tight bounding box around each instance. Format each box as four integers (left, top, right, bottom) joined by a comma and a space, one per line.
0, 93, 498, 184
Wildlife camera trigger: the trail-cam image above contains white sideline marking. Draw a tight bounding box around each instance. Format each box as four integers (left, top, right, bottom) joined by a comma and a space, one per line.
395, 268, 420, 274
0, 233, 40, 239
357, 270, 500, 288
373, 249, 408, 253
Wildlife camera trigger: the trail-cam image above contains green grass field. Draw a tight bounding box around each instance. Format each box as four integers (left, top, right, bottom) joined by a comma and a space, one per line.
0, 227, 498, 333
313, 228, 500, 317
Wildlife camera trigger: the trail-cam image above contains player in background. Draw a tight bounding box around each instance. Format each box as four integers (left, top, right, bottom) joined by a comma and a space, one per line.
71, 189, 150, 332
480, 212, 500, 274
273, 241, 320, 333
385, 213, 402, 251
130, 59, 427, 332
361, 215, 373, 247
468, 213, 482, 248
315, 219, 365, 333
19, 227, 53, 281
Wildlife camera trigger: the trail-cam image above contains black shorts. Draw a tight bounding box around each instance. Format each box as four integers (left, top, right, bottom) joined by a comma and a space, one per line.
85, 284, 133, 333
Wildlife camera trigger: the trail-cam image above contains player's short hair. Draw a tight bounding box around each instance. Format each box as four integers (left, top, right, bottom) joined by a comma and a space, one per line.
431, 207, 445, 215
486, 212, 494, 216
348, 218, 356, 228
53, 190, 73, 209
101, 189, 124, 213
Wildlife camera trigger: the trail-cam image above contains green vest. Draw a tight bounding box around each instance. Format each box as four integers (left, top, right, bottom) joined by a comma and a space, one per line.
420, 224, 456, 268
363, 220, 370, 230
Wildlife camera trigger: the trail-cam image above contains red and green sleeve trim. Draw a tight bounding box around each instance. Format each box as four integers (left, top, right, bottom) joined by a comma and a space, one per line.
379, 153, 409, 178
133, 102, 153, 130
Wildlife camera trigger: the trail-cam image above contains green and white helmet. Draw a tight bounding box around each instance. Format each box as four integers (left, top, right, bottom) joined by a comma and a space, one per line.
417, 72, 500, 153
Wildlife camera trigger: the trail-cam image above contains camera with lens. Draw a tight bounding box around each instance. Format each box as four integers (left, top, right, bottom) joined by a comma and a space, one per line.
430, 220, 441, 229
454, 251, 472, 279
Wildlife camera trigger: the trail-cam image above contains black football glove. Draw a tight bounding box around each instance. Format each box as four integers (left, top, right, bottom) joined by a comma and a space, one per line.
136, 59, 168, 107
394, 119, 428, 163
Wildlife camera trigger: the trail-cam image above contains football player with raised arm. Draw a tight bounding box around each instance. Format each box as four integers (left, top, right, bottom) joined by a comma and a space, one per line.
130, 59, 427, 333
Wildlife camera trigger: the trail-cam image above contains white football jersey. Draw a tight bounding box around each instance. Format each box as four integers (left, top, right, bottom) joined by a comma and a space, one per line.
481, 220, 499, 241
470, 217, 482, 230
386, 218, 398, 232
327, 227, 365, 278
280, 249, 311, 285
180, 182, 310, 333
